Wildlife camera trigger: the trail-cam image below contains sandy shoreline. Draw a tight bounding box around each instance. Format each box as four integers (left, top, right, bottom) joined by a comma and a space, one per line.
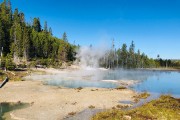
0, 80, 136, 120
144, 67, 180, 71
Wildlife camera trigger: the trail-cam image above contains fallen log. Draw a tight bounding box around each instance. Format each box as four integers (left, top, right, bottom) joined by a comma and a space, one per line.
0, 77, 9, 88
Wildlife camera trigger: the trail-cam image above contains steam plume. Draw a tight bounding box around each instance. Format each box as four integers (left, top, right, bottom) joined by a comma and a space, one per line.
75, 45, 108, 68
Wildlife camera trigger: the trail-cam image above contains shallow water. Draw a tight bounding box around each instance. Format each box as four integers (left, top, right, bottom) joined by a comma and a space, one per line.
133, 71, 180, 98
25, 68, 180, 98
0, 102, 29, 120
45, 79, 117, 88
64, 108, 103, 120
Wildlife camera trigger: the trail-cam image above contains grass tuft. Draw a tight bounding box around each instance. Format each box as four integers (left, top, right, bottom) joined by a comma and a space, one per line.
133, 92, 150, 102
89, 105, 95, 109
68, 112, 76, 116
116, 105, 129, 109
76, 87, 83, 90
116, 86, 127, 90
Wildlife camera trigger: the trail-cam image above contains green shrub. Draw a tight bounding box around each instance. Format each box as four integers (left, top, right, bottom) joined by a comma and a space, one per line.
17, 64, 27, 68
0, 57, 6, 68
5, 56, 16, 70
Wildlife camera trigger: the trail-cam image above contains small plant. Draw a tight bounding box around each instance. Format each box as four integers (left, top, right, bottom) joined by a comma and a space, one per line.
139, 92, 150, 99
116, 86, 127, 90
134, 98, 139, 103
68, 112, 76, 116
71, 102, 77, 105
89, 105, 95, 109
116, 104, 123, 108
138, 92, 150, 99
5, 57, 16, 71
76, 87, 83, 90
116, 105, 129, 109
133, 92, 150, 102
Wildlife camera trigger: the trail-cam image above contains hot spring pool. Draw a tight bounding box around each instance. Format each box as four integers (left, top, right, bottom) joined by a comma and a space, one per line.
25, 68, 180, 97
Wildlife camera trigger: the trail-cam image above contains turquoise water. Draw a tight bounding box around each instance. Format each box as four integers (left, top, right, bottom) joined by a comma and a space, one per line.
27, 69, 180, 97
43, 69, 158, 88
0, 102, 29, 120
133, 71, 180, 98
104, 69, 180, 98
46, 79, 118, 88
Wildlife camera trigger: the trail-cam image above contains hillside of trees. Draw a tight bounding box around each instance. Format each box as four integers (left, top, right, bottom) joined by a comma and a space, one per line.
0, 0, 76, 70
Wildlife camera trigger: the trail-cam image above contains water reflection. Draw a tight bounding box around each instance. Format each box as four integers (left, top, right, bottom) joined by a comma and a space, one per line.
133, 71, 180, 98
25, 69, 180, 97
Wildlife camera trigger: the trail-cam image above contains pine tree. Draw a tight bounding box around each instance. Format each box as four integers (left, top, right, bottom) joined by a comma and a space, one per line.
121, 43, 128, 68
31, 29, 39, 58
62, 32, 68, 42
33, 18, 41, 32
0, 20, 5, 56
49, 27, 52, 35
44, 21, 48, 32
129, 41, 135, 68
136, 49, 141, 68
7, 0, 12, 24
0, 0, 7, 21
141, 53, 146, 68
58, 43, 67, 61
13, 8, 19, 23
22, 26, 30, 61
16, 23, 22, 57
7, 0, 11, 9
0, 1, 12, 55
19, 13, 25, 25
51, 41, 58, 59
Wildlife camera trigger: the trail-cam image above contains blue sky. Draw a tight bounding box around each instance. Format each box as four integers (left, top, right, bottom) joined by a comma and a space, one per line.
1, 0, 180, 59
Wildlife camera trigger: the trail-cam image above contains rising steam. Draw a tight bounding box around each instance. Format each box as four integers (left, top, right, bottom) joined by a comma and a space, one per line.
75, 45, 109, 68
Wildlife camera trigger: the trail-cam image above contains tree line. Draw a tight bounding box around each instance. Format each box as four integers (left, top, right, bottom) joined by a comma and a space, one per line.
99, 40, 175, 69
0, 0, 76, 70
